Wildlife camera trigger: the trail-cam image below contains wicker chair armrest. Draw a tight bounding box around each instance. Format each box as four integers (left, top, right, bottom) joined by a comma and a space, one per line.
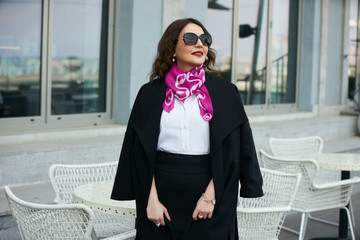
313, 176, 360, 189
282, 157, 320, 168
237, 206, 291, 214
6, 186, 94, 212
5, 186, 96, 239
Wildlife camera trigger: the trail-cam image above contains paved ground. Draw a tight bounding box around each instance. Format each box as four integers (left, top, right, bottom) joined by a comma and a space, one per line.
0, 215, 20, 240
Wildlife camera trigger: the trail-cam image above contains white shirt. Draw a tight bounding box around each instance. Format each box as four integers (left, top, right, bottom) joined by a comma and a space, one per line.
157, 94, 210, 155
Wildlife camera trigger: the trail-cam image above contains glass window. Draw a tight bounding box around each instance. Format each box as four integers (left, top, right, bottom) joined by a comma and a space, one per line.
270, 0, 292, 104
348, 0, 358, 107
51, 0, 106, 115
237, 0, 268, 105
236, 0, 297, 106
207, 0, 234, 81
0, 0, 42, 118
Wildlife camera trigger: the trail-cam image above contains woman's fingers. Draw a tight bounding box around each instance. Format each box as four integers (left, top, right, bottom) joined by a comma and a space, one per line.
147, 201, 171, 226
148, 213, 165, 226
192, 196, 215, 221
163, 207, 172, 223
192, 211, 211, 220
158, 216, 165, 226
192, 209, 200, 221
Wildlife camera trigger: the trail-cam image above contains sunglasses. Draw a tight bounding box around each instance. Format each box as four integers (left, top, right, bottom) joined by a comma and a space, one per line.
180, 32, 212, 47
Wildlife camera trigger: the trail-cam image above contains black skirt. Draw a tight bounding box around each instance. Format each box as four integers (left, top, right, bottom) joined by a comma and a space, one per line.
143, 151, 212, 240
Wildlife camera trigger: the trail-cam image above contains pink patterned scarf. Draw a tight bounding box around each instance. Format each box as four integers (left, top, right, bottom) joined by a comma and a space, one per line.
163, 64, 213, 121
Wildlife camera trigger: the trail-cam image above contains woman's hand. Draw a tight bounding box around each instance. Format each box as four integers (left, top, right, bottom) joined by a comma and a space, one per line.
146, 176, 171, 226
192, 178, 215, 221
147, 197, 171, 226
192, 195, 215, 220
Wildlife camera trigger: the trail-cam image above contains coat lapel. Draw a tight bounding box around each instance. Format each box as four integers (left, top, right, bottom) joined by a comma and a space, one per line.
205, 73, 248, 203
205, 73, 247, 154
129, 80, 166, 177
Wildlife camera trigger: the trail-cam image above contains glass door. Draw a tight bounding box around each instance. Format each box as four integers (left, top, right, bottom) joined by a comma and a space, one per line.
349, 0, 360, 111
236, 0, 268, 105
49, 0, 109, 122
236, 0, 298, 110
0, 0, 42, 119
0, 0, 112, 129
207, 0, 234, 82
270, 0, 293, 104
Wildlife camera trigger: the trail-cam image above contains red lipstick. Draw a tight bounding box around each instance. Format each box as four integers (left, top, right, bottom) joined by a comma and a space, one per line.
192, 51, 203, 56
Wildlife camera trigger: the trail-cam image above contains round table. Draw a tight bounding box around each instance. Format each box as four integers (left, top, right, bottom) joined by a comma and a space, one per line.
310, 153, 360, 240
311, 153, 360, 171
73, 181, 136, 218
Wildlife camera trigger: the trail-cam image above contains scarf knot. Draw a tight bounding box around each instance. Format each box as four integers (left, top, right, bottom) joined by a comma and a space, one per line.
163, 64, 213, 121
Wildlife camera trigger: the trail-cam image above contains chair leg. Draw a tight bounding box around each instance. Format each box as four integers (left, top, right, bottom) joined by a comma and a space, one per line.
308, 213, 339, 227
349, 199, 356, 227
298, 213, 308, 240
308, 200, 356, 230
281, 226, 300, 235
342, 207, 356, 240
303, 213, 309, 231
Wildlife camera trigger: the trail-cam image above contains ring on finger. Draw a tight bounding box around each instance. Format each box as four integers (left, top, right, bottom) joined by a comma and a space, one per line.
155, 222, 160, 227
198, 214, 203, 219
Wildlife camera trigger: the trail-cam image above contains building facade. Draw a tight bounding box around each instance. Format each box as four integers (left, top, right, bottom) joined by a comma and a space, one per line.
0, 0, 358, 130
0, 0, 359, 187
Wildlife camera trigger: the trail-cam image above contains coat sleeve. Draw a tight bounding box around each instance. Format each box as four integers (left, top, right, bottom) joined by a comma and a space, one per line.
111, 126, 136, 200
232, 85, 263, 198
239, 120, 263, 198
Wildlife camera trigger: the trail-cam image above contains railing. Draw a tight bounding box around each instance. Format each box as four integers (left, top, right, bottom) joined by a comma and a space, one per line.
238, 53, 288, 105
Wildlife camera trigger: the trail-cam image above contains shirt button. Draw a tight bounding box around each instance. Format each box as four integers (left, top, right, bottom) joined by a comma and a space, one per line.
183, 125, 187, 129
184, 144, 188, 148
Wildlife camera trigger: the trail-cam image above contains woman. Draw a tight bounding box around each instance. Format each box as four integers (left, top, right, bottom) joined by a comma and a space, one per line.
111, 18, 263, 240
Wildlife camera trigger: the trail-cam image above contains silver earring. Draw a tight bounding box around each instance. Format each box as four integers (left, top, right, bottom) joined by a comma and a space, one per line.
171, 56, 176, 62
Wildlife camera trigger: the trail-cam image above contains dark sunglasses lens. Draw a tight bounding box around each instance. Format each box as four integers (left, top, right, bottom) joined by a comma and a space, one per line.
183, 33, 198, 45
183, 33, 212, 46
200, 34, 212, 46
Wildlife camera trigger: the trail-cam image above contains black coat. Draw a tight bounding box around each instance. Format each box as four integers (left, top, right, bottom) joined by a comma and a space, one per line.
111, 73, 263, 240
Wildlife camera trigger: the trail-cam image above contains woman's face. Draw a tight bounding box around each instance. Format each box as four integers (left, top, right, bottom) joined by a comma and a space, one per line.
174, 23, 209, 72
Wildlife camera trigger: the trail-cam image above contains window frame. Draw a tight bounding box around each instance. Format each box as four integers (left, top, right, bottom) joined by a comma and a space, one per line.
231, 0, 300, 113
0, 0, 115, 131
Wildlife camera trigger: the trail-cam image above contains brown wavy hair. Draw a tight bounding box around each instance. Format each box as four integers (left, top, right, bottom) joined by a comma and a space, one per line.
149, 18, 217, 82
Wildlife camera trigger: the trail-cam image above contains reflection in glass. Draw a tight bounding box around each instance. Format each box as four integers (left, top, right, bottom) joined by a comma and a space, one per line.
270, 0, 293, 104
237, 0, 297, 105
348, 0, 358, 105
237, 0, 268, 105
207, 0, 233, 81
0, 0, 42, 118
51, 0, 107, 115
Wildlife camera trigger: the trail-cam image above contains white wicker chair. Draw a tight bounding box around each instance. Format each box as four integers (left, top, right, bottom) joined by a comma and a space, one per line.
269, 136, 324, 158
5, 185, 95, 239
269, 136, 341, 184
237, 168, 301, 240
4, 186, 136, 240
49, 162, 135, 239
259, 150, 360, 240
268, 136, 355, 227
